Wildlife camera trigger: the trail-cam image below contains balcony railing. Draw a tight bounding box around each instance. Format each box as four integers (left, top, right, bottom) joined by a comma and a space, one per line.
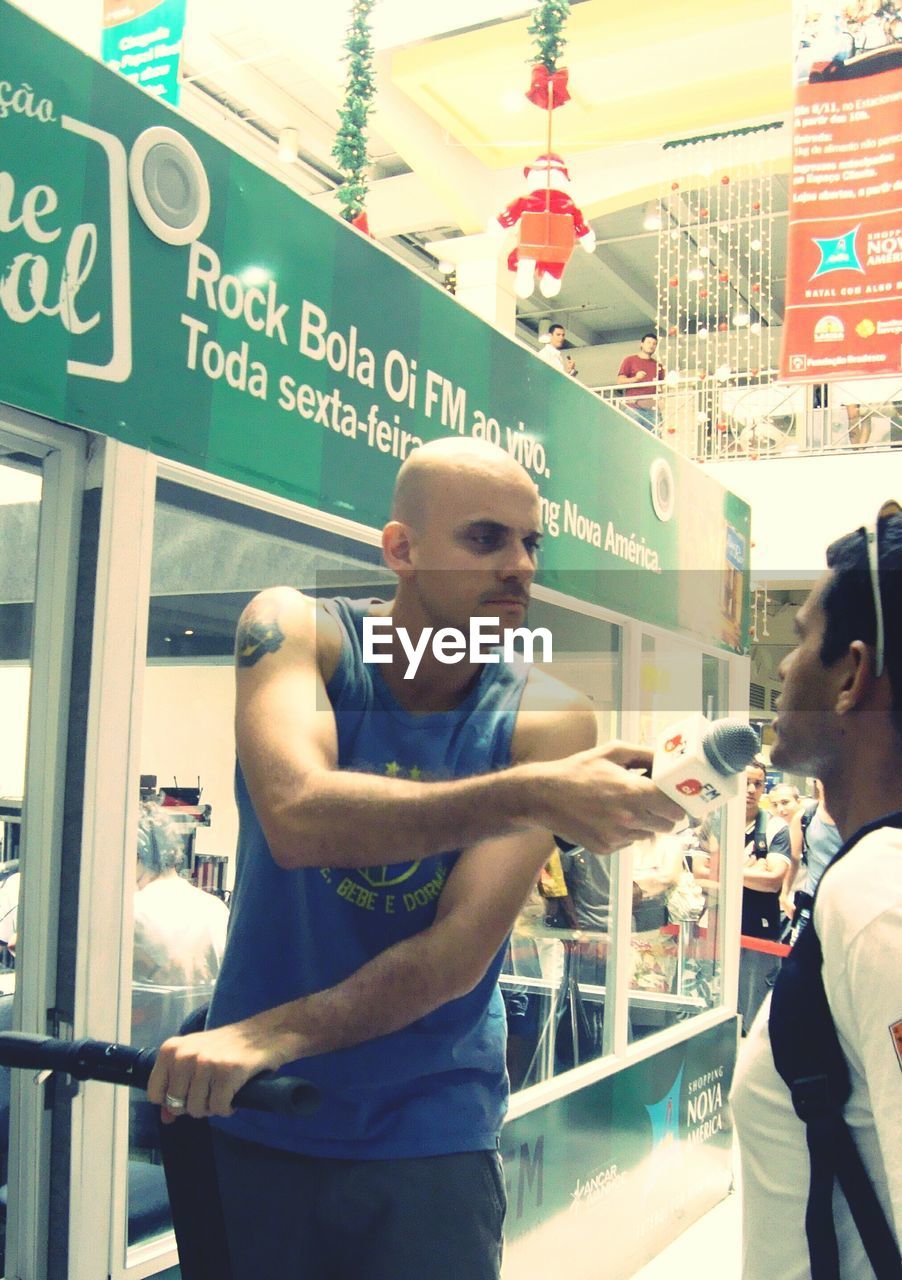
592, 373, 902, 463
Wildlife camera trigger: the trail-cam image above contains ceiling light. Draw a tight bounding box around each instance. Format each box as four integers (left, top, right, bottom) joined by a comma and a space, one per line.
715, 365, 731, 382
750, 321, 763, 334
733, 311, 750, 327
184, 628, 194, 636
278, 128, 299, 164
698, 244, 710, 258
697, 326, 708, 339
750, 238, 762, 251
643, 202, 662, 231
437, 259, 454, 275
688, 267, 704, 282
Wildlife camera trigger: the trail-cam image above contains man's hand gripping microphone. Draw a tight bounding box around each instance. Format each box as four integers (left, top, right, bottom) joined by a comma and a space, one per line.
652, 714, 759, 821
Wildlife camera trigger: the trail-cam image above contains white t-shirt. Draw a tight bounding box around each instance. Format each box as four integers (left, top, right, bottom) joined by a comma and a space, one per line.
0, 872, 20, 946
731, 827, 902, 1280
536, 343, 571, 374
133, 873, 229, 988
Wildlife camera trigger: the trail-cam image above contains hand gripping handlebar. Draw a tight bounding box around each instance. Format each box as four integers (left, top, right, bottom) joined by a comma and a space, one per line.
0, 1032, 319, 1116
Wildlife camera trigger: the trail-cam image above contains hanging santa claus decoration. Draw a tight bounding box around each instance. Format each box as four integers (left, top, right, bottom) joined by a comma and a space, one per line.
491, 2, 592, 299
495, 153, 596, 298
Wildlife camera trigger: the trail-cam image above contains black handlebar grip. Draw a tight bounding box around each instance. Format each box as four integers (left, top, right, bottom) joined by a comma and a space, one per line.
69, 1039, 157, 1087
0, 1032, 65, 1070
232, 1071, 320, 1116
0, 1033, 157, 1086
0, 1033, 320, 1116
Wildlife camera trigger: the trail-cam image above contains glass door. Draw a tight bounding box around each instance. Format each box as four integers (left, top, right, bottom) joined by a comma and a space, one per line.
0, 415, 84, 1280
0, 446, 42, 1278
627, 634, 734, 1039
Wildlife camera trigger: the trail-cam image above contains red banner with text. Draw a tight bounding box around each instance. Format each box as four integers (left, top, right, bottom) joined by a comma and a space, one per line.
781, 4, 902, 383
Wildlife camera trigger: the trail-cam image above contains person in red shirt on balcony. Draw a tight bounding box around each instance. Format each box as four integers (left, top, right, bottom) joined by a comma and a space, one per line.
617, 334, 664, 432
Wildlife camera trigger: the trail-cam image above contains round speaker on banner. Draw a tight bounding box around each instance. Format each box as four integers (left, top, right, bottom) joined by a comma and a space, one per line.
650, 457, 675, 523
128, 127, 210, 246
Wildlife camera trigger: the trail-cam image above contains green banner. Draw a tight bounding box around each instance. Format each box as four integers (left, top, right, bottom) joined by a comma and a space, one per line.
501, 1020, 737, 1277
101, 0, 187, 108
0, 2, 749, 650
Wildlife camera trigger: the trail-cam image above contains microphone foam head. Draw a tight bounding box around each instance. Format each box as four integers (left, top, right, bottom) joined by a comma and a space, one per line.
703, 719, 759, 776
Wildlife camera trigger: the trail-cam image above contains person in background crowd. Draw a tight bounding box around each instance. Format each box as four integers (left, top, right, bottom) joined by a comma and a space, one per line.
767, 784, 803, 931
133, 801, 229, 988
768, 783, 802, 824
540, 847, 578, 928
0, 868, 20, 964
732, 499, 902, 1279
130, 803, 230, 1149
797, 780, 842, 899
553, 843, 620, 1064
501, 849, 570, 1089
536, 323, 578, 378
739, 759, 791, 1034
617, 333, 664, 431
780, 779, 843, 943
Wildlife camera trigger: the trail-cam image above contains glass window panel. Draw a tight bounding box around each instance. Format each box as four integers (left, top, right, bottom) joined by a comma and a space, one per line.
126, 482, 631, 1241
127, 480, 391, 1252
628, 637, 729, 1043
500, 601, 622, 1090
0, 454, 43, 1278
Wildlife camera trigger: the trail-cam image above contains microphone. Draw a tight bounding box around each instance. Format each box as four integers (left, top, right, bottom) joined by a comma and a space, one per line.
553, 715, 758, 853
652, 714, 759, 820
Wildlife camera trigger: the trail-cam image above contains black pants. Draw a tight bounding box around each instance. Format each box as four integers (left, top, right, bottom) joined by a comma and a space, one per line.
211, 1129, 506, 1280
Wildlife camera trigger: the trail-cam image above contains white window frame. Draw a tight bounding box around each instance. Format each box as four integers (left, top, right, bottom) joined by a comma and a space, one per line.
0, 406, 86, 1280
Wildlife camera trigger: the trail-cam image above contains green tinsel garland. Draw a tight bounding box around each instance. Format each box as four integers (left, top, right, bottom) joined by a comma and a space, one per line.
527, 0, 571, 72
332, 0, 378, 221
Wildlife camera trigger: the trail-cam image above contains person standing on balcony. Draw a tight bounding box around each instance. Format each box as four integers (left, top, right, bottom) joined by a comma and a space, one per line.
617, 333, 664, 432
536, 323, 578, 378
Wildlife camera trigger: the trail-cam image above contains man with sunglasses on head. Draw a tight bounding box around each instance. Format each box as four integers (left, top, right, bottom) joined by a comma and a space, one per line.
732, 500, 902, 1280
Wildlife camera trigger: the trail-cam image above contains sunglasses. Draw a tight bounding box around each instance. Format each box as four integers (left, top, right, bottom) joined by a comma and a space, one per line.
864, 498, 901, 679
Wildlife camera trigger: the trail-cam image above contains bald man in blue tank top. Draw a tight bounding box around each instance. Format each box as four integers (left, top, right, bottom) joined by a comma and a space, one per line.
148, 437, 682, 1280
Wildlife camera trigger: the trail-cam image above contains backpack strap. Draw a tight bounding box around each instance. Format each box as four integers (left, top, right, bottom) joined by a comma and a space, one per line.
769, 811, 902, 1280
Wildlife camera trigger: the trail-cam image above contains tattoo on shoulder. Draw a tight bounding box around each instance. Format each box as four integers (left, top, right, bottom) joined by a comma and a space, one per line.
236, 604, 286, 667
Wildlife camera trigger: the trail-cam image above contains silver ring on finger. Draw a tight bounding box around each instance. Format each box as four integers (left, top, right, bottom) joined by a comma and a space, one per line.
165, 1092, 187, 1111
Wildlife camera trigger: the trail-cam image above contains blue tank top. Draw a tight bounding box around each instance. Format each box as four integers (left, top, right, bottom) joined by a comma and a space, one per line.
207, 598, 529, 1158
